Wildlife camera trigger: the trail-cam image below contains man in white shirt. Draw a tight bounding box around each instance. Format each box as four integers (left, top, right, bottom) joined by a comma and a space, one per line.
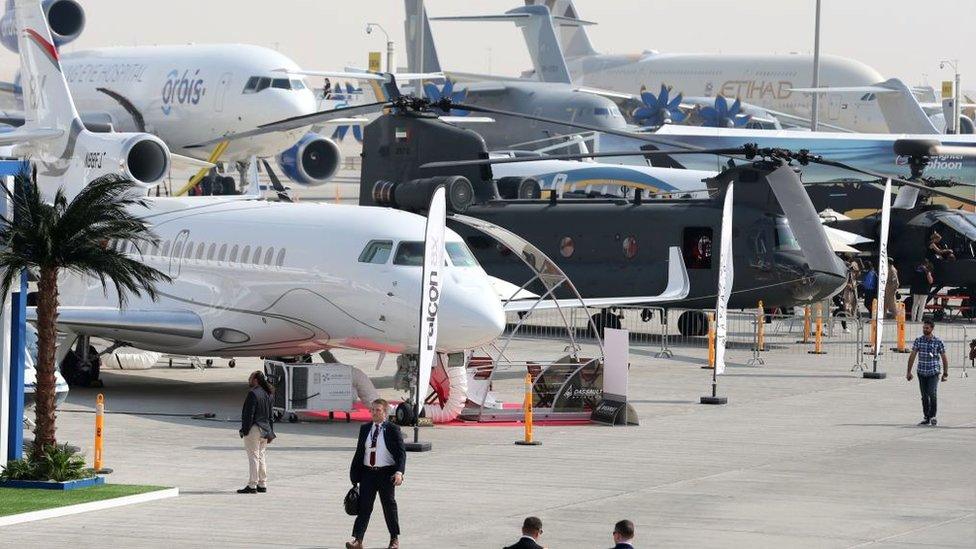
347, 399, 406, 549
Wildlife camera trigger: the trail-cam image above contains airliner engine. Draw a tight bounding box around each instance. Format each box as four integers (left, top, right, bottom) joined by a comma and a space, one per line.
276, 132, 341, 185
0, 0, 84, 52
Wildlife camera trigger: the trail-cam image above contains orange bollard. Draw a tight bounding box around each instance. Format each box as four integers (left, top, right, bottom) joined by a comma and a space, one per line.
809, 303, 827, 354
892, 302, 910, 353
515, 373, 541, 446
797, 305, 812, 343
756, 300, 766, 352
94, 394, 108, 473
704, 312, 716, 369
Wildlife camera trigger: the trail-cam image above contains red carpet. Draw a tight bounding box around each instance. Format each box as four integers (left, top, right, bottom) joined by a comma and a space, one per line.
302, 401, 593, 427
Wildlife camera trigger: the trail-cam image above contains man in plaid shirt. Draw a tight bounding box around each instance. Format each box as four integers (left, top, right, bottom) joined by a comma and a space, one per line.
906, 319, 949, 426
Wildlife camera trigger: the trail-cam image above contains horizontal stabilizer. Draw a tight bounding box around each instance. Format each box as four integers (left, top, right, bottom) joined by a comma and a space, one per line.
0, 126, 63, 145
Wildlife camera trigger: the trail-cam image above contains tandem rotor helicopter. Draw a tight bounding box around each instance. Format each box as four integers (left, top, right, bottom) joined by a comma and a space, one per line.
197, 75, 976, 336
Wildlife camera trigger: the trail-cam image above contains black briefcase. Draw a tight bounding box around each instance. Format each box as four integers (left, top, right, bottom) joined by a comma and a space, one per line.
344, 485, 360, 516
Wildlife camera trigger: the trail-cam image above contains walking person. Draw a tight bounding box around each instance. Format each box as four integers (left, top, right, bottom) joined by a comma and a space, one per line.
347, 399, 406, 549
610, 519, 636, 548
884, 259, 899, 318
504, 516, 546, 549
906, 320, 949, 426
861, 260, 878, 316
238, 370, 276, 494
910, 260, 934, 322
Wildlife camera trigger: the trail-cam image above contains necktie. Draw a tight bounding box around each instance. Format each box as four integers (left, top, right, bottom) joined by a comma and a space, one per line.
369, 424, 379, 466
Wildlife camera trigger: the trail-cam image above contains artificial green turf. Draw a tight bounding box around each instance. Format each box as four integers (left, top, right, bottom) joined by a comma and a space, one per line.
0, 484, 169, 516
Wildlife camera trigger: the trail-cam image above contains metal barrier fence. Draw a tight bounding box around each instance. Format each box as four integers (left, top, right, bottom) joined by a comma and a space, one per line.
505, 305, 974, 374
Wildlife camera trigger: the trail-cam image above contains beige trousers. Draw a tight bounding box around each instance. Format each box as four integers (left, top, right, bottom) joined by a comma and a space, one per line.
243, 425, 268, 488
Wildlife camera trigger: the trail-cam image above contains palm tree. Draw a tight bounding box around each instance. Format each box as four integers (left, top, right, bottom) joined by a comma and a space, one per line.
0, 169, 171, 458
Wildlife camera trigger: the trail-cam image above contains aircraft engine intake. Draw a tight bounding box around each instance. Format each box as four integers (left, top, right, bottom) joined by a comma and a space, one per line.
124, 136, 170, 186
372, 176, 475, 213
275, 132, 341, 185
0, 0, 85, 52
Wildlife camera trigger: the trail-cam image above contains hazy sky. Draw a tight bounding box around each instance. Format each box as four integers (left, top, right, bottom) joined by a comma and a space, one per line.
2, 0, 972, 91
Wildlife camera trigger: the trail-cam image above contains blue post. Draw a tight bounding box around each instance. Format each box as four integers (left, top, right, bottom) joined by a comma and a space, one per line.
7, 271, 26, 461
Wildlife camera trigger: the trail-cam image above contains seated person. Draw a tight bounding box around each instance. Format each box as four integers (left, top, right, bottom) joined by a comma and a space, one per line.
927, 232, 956, 261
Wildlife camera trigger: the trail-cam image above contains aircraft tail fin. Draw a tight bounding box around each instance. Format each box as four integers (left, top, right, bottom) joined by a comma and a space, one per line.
13, 0, 80, 129
523, 0, 597, 59
873, 78, 940, 134
403, 0, 441, 73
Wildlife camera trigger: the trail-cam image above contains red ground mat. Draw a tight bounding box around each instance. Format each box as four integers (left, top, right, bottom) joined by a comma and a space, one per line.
302, 402, 593, 427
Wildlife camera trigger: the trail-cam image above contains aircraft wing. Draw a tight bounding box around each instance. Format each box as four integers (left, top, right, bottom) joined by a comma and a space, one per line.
789, 85, 897, 94
27, 307, 204, 340
503, 247, 690, 312
170, 154, 215, 170
0, 127, 63, 145
281, 69, 446, 82
444, 70, 526, 83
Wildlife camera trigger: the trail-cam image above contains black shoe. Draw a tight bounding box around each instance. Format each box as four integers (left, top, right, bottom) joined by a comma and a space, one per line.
918, 418, 930, 426
256, 486, 267, 493
929, 418, 937, 426
237, 486, 257, 494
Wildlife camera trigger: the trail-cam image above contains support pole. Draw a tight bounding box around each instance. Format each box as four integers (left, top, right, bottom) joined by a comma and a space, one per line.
797, 305, 812, 343
700, 312, 727, 404
754, 300, 766, 352
93, 393, 112, 474
515, 373, 541, 445
811, 0, 822, 131
892, 302, 910, 353
864, 298, 887, 379
703, 312, 715, 369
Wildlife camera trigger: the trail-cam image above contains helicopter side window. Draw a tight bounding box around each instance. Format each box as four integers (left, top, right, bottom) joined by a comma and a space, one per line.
682, 227, 713, 269
359, 240, 393, 264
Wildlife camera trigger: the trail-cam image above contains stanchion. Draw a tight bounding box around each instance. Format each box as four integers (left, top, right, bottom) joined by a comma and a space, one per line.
702, 312, 715, 369
797, 305, 812, 343
93, 394, 112, 474
808, 303, 827, 355
748, 300, 766, 366
655, 309, 673, 358
851, 313, 867, 372
863, 298, 887, 379
891, 302, 910, 353
515, 373, 541, 446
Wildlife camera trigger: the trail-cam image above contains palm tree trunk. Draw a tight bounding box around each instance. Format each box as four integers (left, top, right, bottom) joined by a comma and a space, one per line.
32, 265, 59, 458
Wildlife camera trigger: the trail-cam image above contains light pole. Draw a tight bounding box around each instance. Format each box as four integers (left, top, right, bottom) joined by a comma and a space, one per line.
940, 58, 961, 134
365, 22, 394, 73
810, 0, 822, 132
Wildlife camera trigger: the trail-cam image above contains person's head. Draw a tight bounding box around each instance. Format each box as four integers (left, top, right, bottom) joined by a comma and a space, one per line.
613, 519, 635, 544
864, 260, 874, 270
922, 319, 935, 336
370, 398, 389, 423
249, 371, 274, 394
521, 516, 543, 539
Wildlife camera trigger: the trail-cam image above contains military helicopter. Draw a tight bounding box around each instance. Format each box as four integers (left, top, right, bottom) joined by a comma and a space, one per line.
198, 76, 972, 335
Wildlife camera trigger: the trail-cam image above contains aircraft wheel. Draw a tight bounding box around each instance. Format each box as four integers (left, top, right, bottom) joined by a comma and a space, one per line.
589, 309, 622, 339
228, 359, 236, 368
394, 402, 415, 426
287, 413, 299, 423
272, 409, 283, 423
677, 311, 709, 337
59, 345, 102, 387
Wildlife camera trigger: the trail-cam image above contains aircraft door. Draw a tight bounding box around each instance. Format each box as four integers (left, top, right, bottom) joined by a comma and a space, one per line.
214, 72, 233, 113
168, 229, 190, 278
827, 93, 841, 120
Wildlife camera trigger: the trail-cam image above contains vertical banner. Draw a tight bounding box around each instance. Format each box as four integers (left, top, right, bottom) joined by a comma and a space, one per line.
874, 179, 892, 358
714, 183, 734, 375
368, 51, 382, 73
416, 186, 447, 420
602, 328, 629, 401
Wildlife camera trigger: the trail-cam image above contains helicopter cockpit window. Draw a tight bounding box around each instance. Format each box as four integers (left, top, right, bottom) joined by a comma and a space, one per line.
358, 240, 393, 264
682, 227, 713, 269
774, 219, 801, 251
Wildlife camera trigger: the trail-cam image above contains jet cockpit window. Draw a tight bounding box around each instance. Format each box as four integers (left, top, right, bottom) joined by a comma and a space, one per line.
290, 79, 306, 90
774, 219, 801, 251
393, 241, 425, 266
446, 242, 477, 267
243, 76, 272, 94
271, 78, 291, 90
359, 240, 393, 264
594, 107, 610, 116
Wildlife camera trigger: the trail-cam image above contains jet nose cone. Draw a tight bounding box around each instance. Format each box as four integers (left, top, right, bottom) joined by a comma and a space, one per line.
437, 282, 506, 351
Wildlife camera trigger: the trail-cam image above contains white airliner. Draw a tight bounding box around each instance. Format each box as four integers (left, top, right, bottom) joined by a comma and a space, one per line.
6, 0, 505, 359
501, 0, 905, 134
0, 0, 345, 188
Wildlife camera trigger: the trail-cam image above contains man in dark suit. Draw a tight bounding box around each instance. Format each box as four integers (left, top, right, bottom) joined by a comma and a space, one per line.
347, 398, 406, 549
504, 516, 546, 549
610, 519, 636, 548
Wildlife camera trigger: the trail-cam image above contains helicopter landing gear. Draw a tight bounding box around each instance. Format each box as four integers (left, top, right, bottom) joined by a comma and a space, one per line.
588, 308, 622, 339
677, 310, 709, 337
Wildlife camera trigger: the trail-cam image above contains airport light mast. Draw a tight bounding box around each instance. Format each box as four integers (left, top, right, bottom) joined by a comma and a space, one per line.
810, 0, 822, 132
366, 22, 395, 73
939, 58, 961, 134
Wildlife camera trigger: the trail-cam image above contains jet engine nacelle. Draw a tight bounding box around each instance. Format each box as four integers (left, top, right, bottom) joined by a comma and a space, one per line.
275, 132, 341, 185
0, 0, 85, 53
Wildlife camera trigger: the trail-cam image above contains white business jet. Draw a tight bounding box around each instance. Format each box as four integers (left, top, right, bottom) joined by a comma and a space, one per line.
5, 0, 504, 373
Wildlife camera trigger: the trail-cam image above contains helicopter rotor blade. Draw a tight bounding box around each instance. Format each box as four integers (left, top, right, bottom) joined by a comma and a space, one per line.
420, 148, 749, 169
809, 157, 976, 207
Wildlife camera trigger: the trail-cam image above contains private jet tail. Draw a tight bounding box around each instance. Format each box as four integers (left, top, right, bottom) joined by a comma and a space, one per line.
404, 0, 441, 73
8, 0, 171, 199
523, 0, 597, 59
792, 78, 941, 134
429, 4, 573, 84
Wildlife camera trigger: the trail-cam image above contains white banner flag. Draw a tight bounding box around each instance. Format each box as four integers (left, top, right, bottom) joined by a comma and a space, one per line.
416, 186, 447, 419
874, 179, 892, 358
714, 183, 734, 375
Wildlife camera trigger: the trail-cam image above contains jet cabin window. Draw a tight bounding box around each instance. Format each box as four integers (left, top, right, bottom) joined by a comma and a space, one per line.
359, 240, 393, 264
